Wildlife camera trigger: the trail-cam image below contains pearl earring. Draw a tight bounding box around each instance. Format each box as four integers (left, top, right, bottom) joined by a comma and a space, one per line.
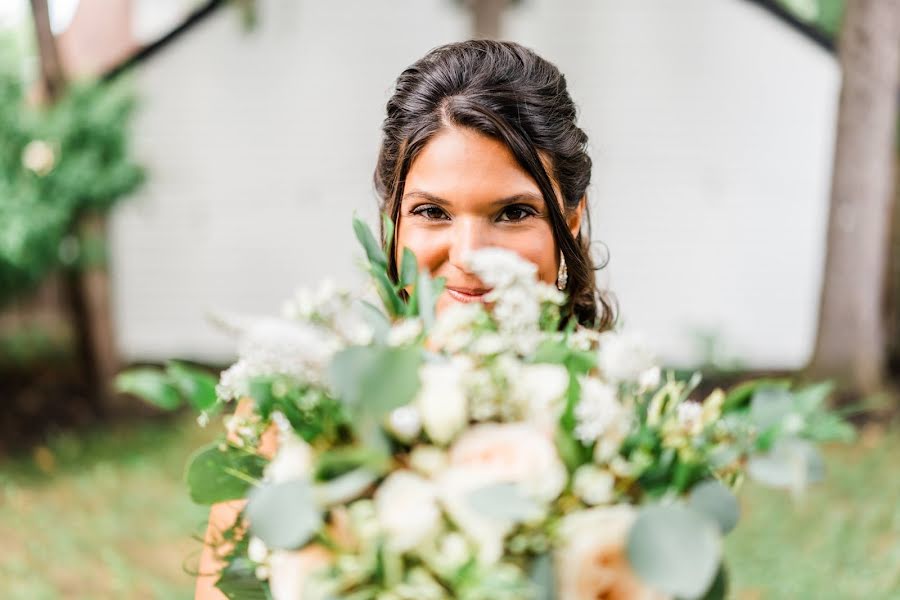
556, 252, 568, 291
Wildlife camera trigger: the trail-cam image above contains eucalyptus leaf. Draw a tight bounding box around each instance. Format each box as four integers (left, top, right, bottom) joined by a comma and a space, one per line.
115, 368, 181, 411
467, 482, 542, 522
246, 479, 322, 550
529, 553, 555, 600
353, 215, 387, 268
215, 557, 270, 600
185, 443, 266, 504
327, 345, 422, 421
747, 438, 825, 490
371, 267, 404, 317
313, 467, 378, 506
688, 480, 740, 534
722, 378, 790, 412
358, 300, 391, 344
399, 247, 418, 289
626, 504, 722, 599
166, 361, 218, 411
749, 386, 794, 430
792, 381, 834, 413
382, 212, 395, 258
417, 270, 444, 330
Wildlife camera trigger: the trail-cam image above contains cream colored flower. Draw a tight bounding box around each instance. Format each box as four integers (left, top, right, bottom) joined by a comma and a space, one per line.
597, 331, 657, 384
264, 432, 313, 483
415, 360, 469, 445
268, 545, 332, 600
374, 470, 441, 552
21, 139, 56, 176
437, 423, 566, 564
572, 465, 616, 506
447, 423, 566, 502
510, 363, 570, 434
555, 506, 670, 600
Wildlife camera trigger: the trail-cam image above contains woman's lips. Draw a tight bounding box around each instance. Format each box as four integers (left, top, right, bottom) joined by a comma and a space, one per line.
446, 286, 491, 303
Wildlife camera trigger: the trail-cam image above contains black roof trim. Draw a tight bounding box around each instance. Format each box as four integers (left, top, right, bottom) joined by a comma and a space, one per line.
102, 0, 224, 82
741, 0, 836, 54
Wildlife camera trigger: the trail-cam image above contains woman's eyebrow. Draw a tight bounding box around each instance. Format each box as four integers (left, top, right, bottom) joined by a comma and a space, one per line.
402, 190, 544, 206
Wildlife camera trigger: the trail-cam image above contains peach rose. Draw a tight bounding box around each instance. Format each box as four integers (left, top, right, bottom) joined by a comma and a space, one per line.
555, 506, 670, 600
438, 423, 566, 564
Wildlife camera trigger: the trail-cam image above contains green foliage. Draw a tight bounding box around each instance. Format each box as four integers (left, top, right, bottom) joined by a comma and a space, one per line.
327, 345, 422, 422
627, 504, 723, 599
115, 361, 219, 412
0, 57, 143, 305
185, 442, 266, 504
246, 479, 322, 550
777, 0, 845, 37
352, 214, 445, 322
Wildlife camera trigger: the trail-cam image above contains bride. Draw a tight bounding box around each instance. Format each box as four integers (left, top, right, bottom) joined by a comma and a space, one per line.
196, 39, 614, 599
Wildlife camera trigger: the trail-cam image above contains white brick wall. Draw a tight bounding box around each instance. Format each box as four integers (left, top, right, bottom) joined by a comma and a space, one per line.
110, 0, 839, 368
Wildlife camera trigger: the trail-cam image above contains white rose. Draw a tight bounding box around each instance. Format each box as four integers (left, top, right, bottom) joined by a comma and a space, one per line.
374, 471, 441, 553
265, 432, 313, 483
597, 331, 657, 384
415, 360, 469, 445
555, 506, 670, 600
248, 536, 269, 563
268, 545, 331, 600
448, 423, 566, 502
574, 376, 629, 446
409, 445, 448, 478
572, 465, 616, 506
437, 423, 567, 564
510, 363, 570, 434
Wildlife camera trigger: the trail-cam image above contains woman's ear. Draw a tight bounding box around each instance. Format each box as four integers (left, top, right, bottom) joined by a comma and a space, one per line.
567, 196, 586, 239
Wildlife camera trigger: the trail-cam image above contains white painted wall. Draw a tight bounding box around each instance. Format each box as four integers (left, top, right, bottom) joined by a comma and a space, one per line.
111, 0, 840, 368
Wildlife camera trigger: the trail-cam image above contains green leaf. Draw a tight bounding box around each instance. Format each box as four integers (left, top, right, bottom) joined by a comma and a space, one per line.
185, 443, 266, 505
417, 270, 444, 329
792, 381, 834, 414
627, 504, 722, 599
215, 557, 270, 600
399, 247, 418, 289
467, 482, 542, 522
694, 564, 728, 600
722, 378, 791, 412
688, 480, 740, 534
749, 386, 794, 430
246, 479, 322, 550
313, 467, 378, 506
166, 361, 218, 411
115, 368, 181, 410
529, 553, 555, 600
382, 212, 395, 259
747, 438, 825, 490
353, 215, 387, 268
327, 345, 422, 421
359, 299, 391, 344
371, 266, 404, 317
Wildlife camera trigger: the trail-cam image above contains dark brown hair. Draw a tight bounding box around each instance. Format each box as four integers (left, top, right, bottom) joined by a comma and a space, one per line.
374, 39, 615, 330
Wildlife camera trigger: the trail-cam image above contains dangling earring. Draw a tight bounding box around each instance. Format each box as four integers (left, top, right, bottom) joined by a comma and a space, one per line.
556, 252, 568, 291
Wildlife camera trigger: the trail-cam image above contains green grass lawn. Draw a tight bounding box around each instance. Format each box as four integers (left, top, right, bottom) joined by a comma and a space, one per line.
1, 416, 898, 599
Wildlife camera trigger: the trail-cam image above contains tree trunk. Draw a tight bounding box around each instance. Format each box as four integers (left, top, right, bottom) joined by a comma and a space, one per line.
29, 0, 121, 412
466, 0, 510, 39
808, 0, 900, 394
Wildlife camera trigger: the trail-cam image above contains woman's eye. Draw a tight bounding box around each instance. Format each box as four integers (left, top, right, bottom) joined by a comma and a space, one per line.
413, 205, 449, 220
498, 205, 535, 222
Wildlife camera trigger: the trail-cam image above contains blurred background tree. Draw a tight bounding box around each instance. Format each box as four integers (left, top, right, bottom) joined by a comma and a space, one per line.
807, 0, 900, 395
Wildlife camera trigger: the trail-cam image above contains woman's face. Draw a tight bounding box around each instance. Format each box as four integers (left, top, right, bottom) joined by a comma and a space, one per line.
395, 125, 582, 314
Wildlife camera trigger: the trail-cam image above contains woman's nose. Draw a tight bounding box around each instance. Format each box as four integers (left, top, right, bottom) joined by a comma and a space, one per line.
447, 217, 492, 271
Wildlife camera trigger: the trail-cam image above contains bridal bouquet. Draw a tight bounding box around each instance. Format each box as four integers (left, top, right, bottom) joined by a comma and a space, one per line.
120, 218, 853, 600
